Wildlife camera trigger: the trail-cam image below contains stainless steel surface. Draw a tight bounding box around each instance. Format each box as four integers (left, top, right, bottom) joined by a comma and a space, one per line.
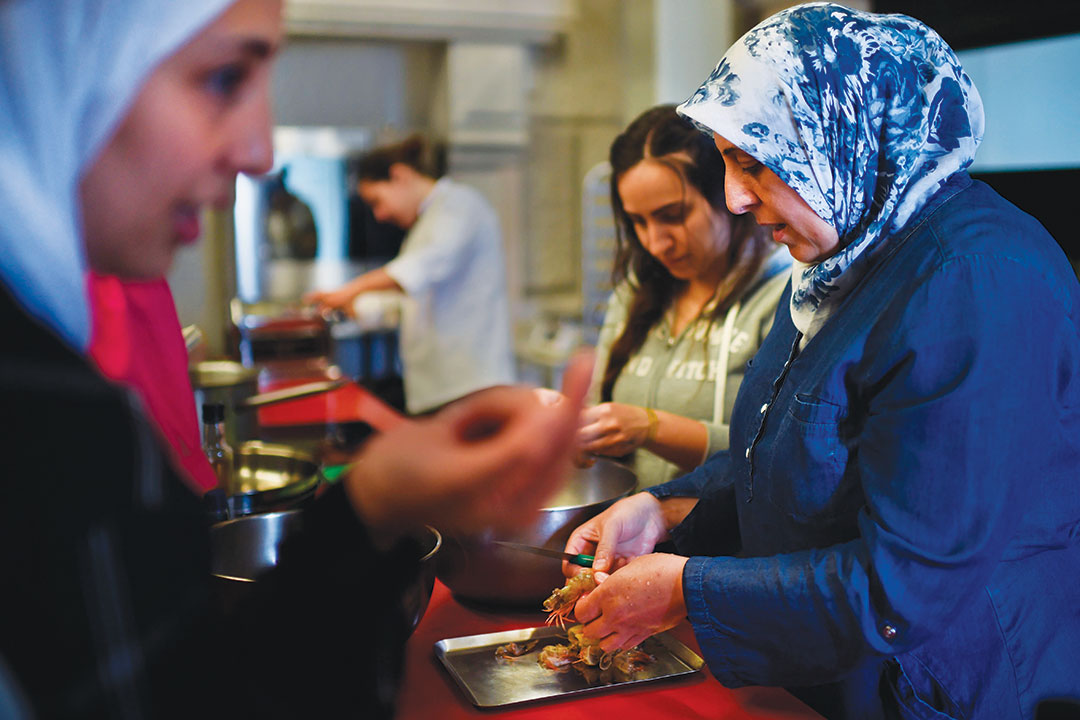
435, 459, 636, 606
493, 541, 593, 567
403, 526, 442, 633
182, 324, 205, 362
435, 626, 703, 708
210, 509, 303, 582
189, 360, 343, 446
231, 298, 331, 366
228, 441, 319, 516
190, 360, 260, 445
239, 378, 347, 409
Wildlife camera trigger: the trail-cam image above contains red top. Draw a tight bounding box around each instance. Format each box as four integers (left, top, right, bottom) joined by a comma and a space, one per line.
88, 273, 218, 493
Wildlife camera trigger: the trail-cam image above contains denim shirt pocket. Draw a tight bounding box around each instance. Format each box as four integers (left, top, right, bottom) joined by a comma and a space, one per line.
883, 658, 962, 720
764, 393, 858, 521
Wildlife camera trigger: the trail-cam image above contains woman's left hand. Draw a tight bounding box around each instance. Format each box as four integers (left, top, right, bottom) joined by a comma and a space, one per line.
573, 553, 689, 652
577, 402, 650, 457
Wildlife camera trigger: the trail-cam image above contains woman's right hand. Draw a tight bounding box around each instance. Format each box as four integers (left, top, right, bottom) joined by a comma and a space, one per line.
576, 402, 650, 457
562, 492, 668, 576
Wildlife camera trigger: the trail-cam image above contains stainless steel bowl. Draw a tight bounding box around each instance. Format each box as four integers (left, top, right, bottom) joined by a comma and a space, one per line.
210, 509, 303, 582
228, 442, 319, 517
209, 511, 441, 632
435, 459, 637, 607
403, 526, 442, 632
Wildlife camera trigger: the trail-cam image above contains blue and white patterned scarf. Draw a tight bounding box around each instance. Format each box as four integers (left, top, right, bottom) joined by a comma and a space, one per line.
677, 2, 984, 343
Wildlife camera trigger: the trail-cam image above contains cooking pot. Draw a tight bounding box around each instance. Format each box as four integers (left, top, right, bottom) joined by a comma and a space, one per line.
210, 511, 441, 633
231, 298, 332, 366
435, 458, 637, 607
190, 360, 345, 446
227, 441, 320, 517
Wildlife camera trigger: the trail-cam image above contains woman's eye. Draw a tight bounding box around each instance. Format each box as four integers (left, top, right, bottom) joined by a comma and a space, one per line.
206, 63, 248, 100
657, 208, 685, 224
741, 161, 763, 176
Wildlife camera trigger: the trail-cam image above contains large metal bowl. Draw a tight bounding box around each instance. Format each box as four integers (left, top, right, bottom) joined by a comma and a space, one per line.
210, 510, 441, 633
435, 459, 637, 607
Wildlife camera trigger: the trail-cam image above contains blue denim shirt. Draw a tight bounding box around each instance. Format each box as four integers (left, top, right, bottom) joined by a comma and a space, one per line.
649, 175, 1080, 720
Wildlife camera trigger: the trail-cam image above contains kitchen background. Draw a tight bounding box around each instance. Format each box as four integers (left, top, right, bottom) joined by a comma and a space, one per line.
168, 0, 1080, 385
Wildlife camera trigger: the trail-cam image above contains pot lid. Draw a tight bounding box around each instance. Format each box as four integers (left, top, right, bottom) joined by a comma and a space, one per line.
189, 360, 259, 388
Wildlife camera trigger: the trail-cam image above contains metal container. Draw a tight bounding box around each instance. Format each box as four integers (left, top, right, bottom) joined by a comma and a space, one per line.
228, 441, 319, 517
210, 509, 303, 582
231, 298, 331, 366
190, 360, 345, 446
435, 459, 637, 607
435, 626, 703, 708
404, 526, 442, 632
209, 511, 441, 633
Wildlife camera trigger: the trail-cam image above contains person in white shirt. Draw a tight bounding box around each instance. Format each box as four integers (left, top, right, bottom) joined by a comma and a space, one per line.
308, 135, 515, 414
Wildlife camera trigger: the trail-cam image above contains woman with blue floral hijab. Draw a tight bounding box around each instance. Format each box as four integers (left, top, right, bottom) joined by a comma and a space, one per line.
562, 4, 1080, 718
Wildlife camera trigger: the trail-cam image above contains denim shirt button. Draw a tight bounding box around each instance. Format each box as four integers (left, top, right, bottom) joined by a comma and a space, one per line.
881, 624, 898, 641
744, 447, 751, 459
759, 403, 768, 414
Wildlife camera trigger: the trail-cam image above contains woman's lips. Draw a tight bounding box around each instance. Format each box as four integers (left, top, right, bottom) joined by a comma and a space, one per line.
173, 206, 201, 244
771, 224, 787, 243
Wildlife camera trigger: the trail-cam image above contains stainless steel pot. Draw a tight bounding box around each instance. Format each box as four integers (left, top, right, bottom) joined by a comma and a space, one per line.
231, 298, 332, 366
190, 360, 345, 446
435, 459, 637, 607
210, 511, 441, 633
227, 441, 320, 517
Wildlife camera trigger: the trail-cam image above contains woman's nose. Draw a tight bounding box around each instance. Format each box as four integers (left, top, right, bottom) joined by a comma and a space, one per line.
226, 92, 274, 176
642, 223, 673, 254
725, 173, 756, 215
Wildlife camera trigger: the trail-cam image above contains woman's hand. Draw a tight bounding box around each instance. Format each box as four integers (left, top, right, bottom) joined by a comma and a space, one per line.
345, 351, 594, 545
562, 492, 668, 575
573, 553, 689, 652
576, 402, 651, 457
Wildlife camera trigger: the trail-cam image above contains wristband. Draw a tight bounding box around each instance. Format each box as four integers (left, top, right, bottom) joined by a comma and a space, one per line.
644, 407, 659, 443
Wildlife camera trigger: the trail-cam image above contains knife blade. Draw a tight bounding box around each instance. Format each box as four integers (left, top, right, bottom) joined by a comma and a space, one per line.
494, 541, 594, 568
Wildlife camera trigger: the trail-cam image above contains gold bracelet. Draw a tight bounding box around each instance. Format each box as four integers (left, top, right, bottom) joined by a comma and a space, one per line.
644, 407, 659, 443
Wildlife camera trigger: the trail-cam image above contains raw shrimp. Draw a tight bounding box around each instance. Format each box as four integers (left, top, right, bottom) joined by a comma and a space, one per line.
542, 570, 596, 629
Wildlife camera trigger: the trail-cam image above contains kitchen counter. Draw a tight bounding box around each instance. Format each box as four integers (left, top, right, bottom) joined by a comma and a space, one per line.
395, 580, 824, 719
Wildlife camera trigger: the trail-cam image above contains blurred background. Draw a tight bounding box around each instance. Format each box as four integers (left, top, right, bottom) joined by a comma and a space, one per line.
169, 0, 1080, 385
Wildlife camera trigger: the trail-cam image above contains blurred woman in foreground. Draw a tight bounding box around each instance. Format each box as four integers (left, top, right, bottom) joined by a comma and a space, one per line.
0, 1, 589, 717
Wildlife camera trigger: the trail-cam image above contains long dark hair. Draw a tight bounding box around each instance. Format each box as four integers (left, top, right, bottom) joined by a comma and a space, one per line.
355, 134, 447, 182
601, 105, 771, 402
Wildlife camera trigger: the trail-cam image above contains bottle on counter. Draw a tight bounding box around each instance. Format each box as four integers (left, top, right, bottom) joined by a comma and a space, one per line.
201, 402, 234, 495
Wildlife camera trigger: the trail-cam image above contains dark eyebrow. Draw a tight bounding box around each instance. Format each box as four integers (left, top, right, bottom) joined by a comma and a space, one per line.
204, 36, 280, 61
239, 38, 277, 60
652, 201, 684, 214
721, 147, 744, 159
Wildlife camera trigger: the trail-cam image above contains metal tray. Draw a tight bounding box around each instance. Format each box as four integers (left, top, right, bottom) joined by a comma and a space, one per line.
434, 625, 704, 708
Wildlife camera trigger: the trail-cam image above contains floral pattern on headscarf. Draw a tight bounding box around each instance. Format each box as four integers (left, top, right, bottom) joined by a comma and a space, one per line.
677, 2, 983, 342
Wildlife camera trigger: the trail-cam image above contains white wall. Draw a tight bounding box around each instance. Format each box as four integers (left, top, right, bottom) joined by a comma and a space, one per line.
654, 0, 736, 106
961, 34, 1080, 171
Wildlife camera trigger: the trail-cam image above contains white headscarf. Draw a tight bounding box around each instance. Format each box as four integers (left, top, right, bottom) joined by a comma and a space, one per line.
0, 0, 235, 349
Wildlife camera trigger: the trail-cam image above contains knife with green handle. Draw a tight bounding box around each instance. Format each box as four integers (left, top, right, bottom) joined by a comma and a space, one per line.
494, 540, 594, 568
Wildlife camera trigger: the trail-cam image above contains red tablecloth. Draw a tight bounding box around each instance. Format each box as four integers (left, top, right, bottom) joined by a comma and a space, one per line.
395, 581, 823, 720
